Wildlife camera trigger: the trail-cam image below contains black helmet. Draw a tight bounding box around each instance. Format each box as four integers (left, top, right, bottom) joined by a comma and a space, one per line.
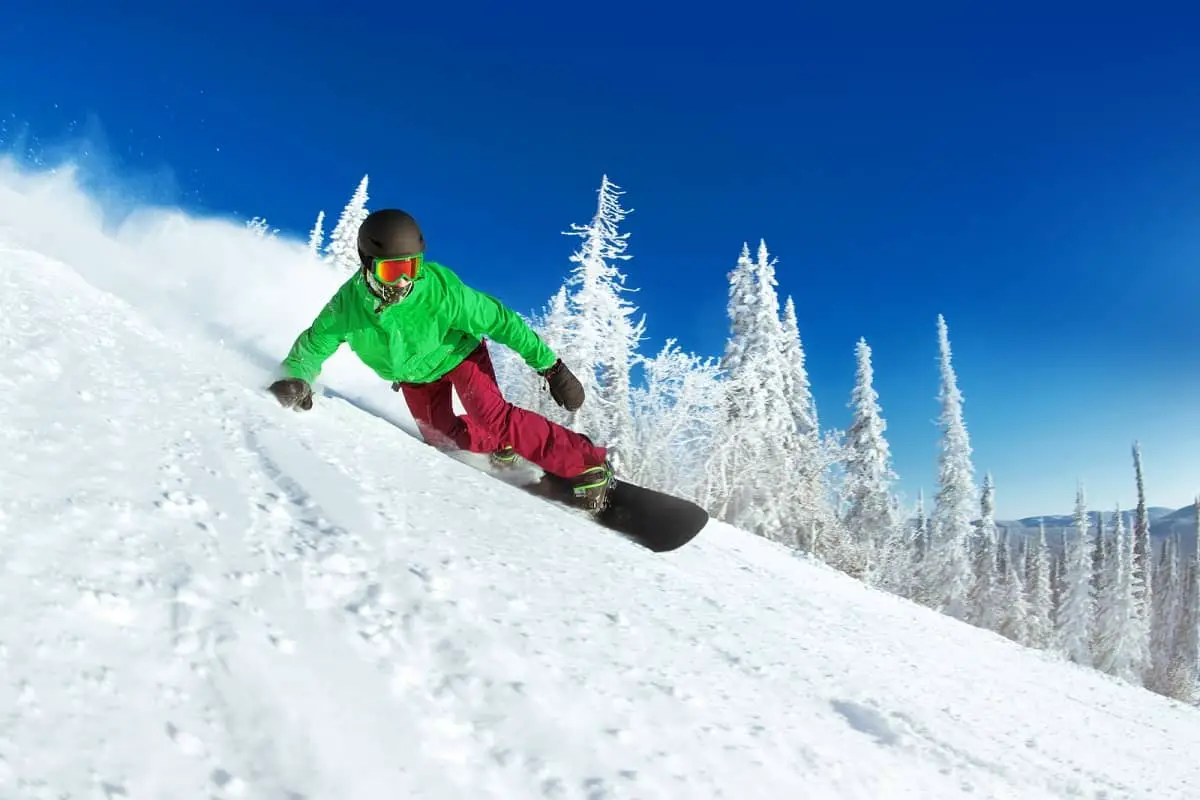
357, 209, 425, 308
357, 209, 425, 261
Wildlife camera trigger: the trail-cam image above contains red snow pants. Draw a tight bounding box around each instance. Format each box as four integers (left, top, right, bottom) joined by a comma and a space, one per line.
397, 340, 607, 479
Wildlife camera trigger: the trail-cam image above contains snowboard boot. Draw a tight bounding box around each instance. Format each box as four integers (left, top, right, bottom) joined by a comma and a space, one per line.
570, 460, 615, 513
489, 444, 518, 470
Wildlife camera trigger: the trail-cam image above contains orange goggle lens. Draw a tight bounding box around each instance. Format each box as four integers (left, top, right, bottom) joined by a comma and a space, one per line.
372, 254, 423, 284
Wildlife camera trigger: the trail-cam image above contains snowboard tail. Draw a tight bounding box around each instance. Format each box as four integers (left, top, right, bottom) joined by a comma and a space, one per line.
520, 472, 708, 552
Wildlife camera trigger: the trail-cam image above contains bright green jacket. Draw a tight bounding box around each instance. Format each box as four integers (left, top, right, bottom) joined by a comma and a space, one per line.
281, 261, 557, 385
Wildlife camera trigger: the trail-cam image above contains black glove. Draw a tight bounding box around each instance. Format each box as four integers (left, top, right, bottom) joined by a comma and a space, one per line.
540, 359, 584, 412
268, 377, 313, 411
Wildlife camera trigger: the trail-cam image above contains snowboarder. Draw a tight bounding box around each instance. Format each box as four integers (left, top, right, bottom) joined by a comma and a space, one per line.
267, 208, 615, 511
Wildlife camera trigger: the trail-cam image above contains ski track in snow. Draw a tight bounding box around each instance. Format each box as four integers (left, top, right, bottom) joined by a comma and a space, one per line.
2, 242, 1199, 799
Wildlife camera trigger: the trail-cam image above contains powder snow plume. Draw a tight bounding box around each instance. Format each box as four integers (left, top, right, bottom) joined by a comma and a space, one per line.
0, 156, 1198, 799
0, 155, 415, 433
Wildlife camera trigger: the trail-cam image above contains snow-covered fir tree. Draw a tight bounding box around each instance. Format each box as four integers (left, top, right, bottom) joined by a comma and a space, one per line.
490, 305, 551, 415
307, 210, 326, 257
841, 337, 898, 581
520, 286, 573, 417
537, 286, 572, 357
1149, 534, 1185, 697
778, 294, 839, 558
555, 175, 644, 472
1091, 506, 1107, 598
709, 241, 794, 542
998, 529, 1030, 644
494, 286, 570, 420
704, 242, 762, 525
1049, 535, 1064, 629
708, 240, 761, 528
921, 315, 977, 620
780, 298, 819, 444
807, 427, 852, 564
246, 216, 277, 238
874, 502, 914, 598
1175, 570, 1200, 703
911, 488, 928, 570
1057, 484, 1093, 665
968, 473, 1002, 632
1146, 498, 1200, 702
1093, 506, 1144, 683
1173, 498, 1200, 701
717, 242, 759, 382
325, 175, 370, 274
1130, 441, 1154, 677
1191, 497, 1200, 678
1024, 519, 1055, 649
627, 339, 722, 499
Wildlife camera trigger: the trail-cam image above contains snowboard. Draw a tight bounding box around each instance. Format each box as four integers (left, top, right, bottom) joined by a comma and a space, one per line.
515, 470, 708, 553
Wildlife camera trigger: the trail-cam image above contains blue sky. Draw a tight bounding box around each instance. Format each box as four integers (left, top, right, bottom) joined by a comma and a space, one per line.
2, 0, 1198, 518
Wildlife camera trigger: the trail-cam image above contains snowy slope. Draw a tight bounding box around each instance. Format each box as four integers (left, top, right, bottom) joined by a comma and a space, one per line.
2, 162, 1200, 799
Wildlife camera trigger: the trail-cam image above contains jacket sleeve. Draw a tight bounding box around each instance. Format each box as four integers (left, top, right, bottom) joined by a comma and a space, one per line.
280, 291, 349, 383
443, 271, 558, 371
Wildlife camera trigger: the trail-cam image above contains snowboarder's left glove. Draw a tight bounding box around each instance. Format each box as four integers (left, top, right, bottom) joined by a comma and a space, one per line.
540, 359, 584, 412
268, 377, 313, 411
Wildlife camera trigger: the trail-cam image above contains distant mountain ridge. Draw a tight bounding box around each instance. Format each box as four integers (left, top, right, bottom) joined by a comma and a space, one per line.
993, 503, 1199, 556
1008, 506, 1178, 531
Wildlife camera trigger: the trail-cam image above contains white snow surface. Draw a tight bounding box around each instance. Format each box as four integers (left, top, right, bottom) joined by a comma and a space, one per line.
1, 160, 1198, 799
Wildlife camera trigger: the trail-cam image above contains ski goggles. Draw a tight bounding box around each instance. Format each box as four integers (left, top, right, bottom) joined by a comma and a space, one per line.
368, 252, 424, 284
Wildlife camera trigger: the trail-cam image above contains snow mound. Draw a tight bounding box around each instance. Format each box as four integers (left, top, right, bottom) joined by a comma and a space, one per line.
1, 159, 1198, 799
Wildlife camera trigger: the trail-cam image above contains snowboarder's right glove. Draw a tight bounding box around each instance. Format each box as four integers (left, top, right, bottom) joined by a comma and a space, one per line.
267, 377, 313, 411
540, 359, 584, 412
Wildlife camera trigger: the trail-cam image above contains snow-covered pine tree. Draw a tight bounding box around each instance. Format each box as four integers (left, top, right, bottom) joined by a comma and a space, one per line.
841, 336, 899, 581
780, 298, 819, 444
1173, 497, 1200, 701
1024, 519, 1055, 649
902, 491, 931, 604
325, 175, 370, 274
912, 488, 928, 568
702, 243, 757, 520
495, 286, 571, 418
998, 528, 1030, 644
246, 216, 278, 238
921, 315, 977, 621
557, 175, 644, 472
699, 420, 736, 521
1149, 534, 1184, 697
537, 285, 572, 363
307, 210, 326, 257
489, 305, 550, 415
968, 472, 1002, 632
1057, 484, 1094, 666
718, 242, 758, 383
1049, 533, 1066, 628
710, 241, 793, 541
1092, 507, 1107, 598
1173, 556, 1200, 702
779, 294, 840, 558
627, 339, 723, 498
1131, 441, 1154, 678
874, 501, 914, 598
523, 286, 573, 416
1093, 506, 1144, 684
